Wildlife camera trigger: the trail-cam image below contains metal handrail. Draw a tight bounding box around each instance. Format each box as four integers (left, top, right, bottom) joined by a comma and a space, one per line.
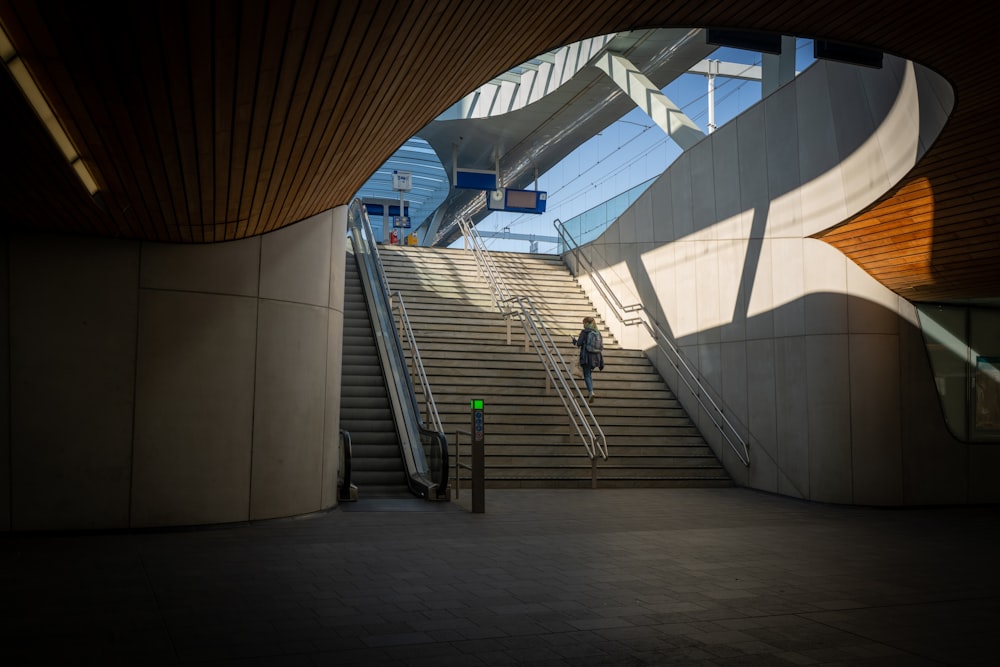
457, 217, 514, 314
391, 289, 444, 435
459, 217, 607, 465
453, 429, 470, 499
506, 294, 607, 460
338, 429, 357, 502
554, 219, 750, 467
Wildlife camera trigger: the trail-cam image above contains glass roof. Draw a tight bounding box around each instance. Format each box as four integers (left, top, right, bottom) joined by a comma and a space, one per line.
350, 137, 449, 231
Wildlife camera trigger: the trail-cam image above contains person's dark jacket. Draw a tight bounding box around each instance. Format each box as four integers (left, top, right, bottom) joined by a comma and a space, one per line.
573, 327, 604, 370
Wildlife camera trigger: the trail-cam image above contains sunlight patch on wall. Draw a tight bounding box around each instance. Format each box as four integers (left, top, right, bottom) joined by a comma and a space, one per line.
639, 213, 751, 338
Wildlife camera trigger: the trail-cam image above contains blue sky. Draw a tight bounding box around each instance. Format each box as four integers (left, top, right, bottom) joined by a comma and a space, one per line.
464, 40, 817, 253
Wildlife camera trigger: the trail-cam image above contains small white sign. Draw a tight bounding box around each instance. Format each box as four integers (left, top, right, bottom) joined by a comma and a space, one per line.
392, 170, 412, 191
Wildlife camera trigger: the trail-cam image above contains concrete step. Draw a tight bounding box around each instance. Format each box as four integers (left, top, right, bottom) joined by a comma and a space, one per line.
379, 244, 729, 489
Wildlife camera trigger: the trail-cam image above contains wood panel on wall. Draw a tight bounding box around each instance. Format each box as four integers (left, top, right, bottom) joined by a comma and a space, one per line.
0, 0, 997, 302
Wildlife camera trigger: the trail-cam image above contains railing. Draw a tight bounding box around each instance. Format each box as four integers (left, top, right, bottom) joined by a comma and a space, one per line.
391, 289, 444, 435
338, 429, 357, 502
554, 219, 750, 466
452, 429, 471, 499
458, 217, 514, 312
556, 176, 658, 252
458, 217, 607, 473
506, 294, 606, 460
347, 199, 449, 498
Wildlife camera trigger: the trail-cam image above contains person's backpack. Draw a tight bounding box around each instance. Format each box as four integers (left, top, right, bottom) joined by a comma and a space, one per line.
585, 328, 603, 354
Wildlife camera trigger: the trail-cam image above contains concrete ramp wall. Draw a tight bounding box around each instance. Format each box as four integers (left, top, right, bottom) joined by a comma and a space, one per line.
566, 55, 995, 505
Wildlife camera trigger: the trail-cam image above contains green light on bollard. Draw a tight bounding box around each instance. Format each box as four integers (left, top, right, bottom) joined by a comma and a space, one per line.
471, 399, 484, 410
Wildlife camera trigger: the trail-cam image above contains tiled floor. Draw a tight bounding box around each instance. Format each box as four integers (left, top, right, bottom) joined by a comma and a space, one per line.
2, 488, 998, 665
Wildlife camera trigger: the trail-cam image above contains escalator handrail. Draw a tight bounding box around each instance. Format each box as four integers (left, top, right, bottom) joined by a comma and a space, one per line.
338, 429, 356, 501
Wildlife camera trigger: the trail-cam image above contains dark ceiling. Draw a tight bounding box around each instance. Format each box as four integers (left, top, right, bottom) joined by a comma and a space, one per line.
0, 0, 997, 302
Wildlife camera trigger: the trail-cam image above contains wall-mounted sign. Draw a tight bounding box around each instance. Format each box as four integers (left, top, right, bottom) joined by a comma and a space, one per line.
454, 168, 497, 190
392, 170, 412, 191
363, 202, 408, 217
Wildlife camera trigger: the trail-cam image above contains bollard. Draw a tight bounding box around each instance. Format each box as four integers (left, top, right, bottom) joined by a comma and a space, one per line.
471, 399, 485, 513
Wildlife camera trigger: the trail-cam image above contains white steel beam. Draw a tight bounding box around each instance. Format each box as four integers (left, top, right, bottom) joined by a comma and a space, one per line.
594, 51, 704, 151
688, 60, 763, 81
477, 230, 558, 243
762, 36, 797, 96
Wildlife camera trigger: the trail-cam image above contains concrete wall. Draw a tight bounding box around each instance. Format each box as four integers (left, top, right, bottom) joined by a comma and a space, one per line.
0, 235, 10, 531
568, 55, 988, 505
0, 206, 347, 530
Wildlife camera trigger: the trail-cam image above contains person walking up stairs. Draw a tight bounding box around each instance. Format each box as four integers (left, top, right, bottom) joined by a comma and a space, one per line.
573, 316, 604, 402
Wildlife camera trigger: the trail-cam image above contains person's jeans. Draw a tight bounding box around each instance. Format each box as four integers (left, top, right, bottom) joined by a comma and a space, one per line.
582, 364, 593, 396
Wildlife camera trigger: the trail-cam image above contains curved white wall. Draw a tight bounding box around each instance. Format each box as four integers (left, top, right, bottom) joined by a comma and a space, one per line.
0, 206, 347, 530
571, 55, 997, 505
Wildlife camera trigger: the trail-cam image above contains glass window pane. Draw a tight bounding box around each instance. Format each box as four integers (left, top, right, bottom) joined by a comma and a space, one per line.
918, 305, 968, 440
971, 309, 1000, 439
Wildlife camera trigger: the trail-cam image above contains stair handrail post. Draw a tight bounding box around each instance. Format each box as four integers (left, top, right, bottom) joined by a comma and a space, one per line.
453, 428, 471, 500
554, 219, 749, 466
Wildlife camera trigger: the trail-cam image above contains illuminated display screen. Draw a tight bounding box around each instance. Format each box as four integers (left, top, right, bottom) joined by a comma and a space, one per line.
505, 189, 537, 209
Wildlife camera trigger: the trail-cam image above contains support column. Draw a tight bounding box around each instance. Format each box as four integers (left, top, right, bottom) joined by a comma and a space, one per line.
762, 36, 797, 96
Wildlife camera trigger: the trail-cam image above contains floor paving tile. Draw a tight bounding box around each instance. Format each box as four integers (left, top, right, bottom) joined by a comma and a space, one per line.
1, 488, 998, 665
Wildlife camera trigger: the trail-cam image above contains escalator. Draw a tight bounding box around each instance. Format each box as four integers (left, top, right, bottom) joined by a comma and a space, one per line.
339, 248, 409, 497
339, 199, 449, 502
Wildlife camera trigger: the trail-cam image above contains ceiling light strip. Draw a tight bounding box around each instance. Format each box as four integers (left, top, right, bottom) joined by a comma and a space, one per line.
0, 22, 101, 196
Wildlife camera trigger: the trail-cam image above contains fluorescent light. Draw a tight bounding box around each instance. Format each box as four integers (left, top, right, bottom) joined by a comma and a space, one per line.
0, 21, 101, 196
0, 24, 13, 60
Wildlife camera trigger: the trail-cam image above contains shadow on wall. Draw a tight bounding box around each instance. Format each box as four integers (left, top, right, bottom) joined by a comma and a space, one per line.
556, 51, 972, 505
660, 292, 977, 504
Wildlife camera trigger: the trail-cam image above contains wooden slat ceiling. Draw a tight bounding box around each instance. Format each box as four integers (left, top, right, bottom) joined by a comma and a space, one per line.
0, 0, 996, 302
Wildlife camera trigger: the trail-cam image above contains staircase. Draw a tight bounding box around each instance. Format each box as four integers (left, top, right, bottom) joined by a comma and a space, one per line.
338, 250, 409, 497
379, 244, 730, 489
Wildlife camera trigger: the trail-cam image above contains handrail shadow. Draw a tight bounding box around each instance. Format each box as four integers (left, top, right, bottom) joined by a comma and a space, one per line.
555, 219, 749, 466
